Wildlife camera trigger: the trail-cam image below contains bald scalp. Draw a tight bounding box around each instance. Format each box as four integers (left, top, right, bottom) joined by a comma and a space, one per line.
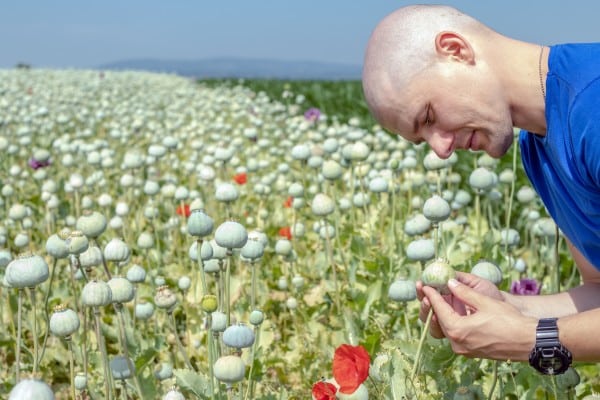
362, 5, 491, 128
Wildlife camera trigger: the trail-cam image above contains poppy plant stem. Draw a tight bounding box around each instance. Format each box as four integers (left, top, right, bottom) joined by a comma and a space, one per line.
16, 288, 23, 382
39, 257, 58, 364
411, 307, 433, 381
29, 287, 39, 375
168, 311, 194, 370
206, 315, 216, 399
196, 239, 208, 296
322, 218, 341, 312
94, 307, 113, 400
68, 337, 77, 400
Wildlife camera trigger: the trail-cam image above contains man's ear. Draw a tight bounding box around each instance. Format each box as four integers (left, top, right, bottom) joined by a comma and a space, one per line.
435, 31, 475, 64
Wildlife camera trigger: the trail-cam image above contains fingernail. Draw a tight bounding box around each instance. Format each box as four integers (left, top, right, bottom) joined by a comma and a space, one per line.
448, 278, 459, 288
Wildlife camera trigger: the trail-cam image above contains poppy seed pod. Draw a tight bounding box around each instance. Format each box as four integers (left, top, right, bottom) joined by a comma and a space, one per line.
368, 176, 389, 193
215, 182, 239, 203
5, 252, 49, 288
423, 151, 450, 170
8, 203, 28, 221
516, 186, 537, 203
321, 160, 344, 180
422, 195, 451, 223
110, 355, 134, 380
471, 260, 503, 286
66, 231, 89, 255
126, 264, 146, 283
288, 182, 304, 198
213, 355, 246, 383
76, 210, 107, 239
0, 249, 12, 269
135, 301, 154, 320
240, 238, 264, 261
274, 238, 292, 256
203, 259, 221, 274
108, 276, 135, 304
249, 309, 264, 326
74, 373, 87, 390
143, 181, 160, 196
336, 383, 369, 400
163, 387, 185, 400
290, 144, 311, 161
500, 228, 520, 248
81, 279, 112, 307
187, 209, 214, 237
388, 278, 417, 302
103, 238, 130, 262
469, 167, 496, 191
406, 238, 435, 262
46, 233, 69, 259
154, 285, 177, 311
136, 231, 154, 249
211, 311, 227, 332
78, 245, 103, 269
311, 193, 335, 217
153, 362, 173, 381
14, 232, 30, 249
422, 258, 456, 295
49, 304, 80, 337
342, 141, 370, 162
453, 386, 476, 400
214, 221, 248, 249
404, 214, 431, 236
223, 323, 255, 349
178, 276, 191, 291
9, 378, 55, 400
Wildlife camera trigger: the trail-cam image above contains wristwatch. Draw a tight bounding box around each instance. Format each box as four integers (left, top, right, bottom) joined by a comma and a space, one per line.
529, 318, 572, 375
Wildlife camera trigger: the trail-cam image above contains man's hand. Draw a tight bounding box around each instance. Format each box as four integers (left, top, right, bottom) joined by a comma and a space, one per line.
420, 276, 536, 360
416, 271, 503, 338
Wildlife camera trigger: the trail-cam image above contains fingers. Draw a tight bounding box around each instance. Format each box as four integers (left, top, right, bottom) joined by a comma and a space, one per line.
418, 287, 445, 339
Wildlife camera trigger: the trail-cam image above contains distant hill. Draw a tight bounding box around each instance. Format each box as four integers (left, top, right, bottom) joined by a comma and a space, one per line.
97, 57, 362, 80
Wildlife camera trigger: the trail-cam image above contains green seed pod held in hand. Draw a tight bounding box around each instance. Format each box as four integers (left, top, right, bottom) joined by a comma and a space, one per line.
421, 258, 456, 295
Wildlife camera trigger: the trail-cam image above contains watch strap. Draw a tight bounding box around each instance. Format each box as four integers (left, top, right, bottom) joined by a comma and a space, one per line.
536, 318, 560, 347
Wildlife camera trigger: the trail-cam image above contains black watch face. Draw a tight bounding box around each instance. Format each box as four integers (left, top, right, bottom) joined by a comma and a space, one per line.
540, 356, 567, 375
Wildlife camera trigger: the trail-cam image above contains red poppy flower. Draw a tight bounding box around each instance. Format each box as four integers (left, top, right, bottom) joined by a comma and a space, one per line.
278, 226, 292, 240
311, 381, 337, 400
176, 204, 191, 218
233, 172, 247, 185
283, 196, 293, 208
332, 344, 370, 394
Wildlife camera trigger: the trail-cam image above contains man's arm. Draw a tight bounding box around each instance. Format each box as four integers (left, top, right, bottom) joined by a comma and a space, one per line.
502, 238, 600, 317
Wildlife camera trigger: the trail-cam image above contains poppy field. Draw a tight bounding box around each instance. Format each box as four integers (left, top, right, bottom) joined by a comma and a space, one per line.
0, 69, 599, 399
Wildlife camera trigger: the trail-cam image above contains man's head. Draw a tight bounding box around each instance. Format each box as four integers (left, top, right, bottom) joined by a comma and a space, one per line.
363, 5, 514, 159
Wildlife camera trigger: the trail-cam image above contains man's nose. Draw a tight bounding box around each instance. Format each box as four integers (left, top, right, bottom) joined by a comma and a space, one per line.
426, 130, 454, 159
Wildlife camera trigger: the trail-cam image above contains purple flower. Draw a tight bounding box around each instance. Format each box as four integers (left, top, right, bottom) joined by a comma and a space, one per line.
304, 107, 321, 122
510, 278, 541, 295
28, 158, 51, 170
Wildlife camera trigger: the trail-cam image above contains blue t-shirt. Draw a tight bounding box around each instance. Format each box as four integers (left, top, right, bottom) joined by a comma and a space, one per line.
520, 43, 600, 270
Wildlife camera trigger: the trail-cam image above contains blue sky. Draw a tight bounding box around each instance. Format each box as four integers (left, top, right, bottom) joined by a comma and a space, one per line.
1, 0, 599, 69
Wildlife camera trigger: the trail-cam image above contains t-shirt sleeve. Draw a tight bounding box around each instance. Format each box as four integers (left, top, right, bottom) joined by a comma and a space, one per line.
569, 79, 600, 189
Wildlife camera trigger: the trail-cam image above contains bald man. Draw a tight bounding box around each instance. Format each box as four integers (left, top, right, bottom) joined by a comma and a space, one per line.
363, 5, 600, 374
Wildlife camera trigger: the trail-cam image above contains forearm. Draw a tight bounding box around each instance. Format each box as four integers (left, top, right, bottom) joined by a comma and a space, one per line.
559, 308, 600, 361
502, 290, 578, 318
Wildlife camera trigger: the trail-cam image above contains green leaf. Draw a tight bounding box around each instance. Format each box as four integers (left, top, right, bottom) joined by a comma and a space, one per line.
173, 368, 210, 399
360, 280, 382, 322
